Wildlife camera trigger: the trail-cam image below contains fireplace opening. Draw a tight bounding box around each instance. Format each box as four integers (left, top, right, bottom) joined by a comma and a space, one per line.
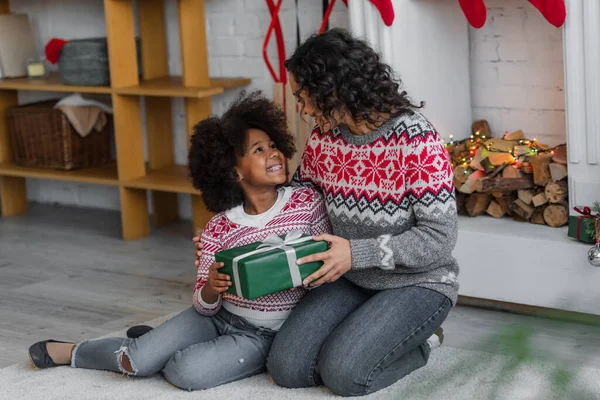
448, 1, 568, 229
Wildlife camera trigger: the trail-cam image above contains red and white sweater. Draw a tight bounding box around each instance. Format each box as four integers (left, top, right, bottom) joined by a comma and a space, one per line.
193, 186, 332, 330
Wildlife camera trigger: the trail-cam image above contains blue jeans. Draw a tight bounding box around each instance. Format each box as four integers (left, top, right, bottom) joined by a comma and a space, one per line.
267, 278, 452, 396
71, 307, 275, 391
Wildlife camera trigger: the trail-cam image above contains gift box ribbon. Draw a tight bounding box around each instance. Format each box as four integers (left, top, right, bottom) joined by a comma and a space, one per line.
231, 230, 313, 298
574, 206, 597, 241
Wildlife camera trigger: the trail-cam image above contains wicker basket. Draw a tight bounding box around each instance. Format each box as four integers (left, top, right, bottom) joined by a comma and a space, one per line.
7, 101, 112, 170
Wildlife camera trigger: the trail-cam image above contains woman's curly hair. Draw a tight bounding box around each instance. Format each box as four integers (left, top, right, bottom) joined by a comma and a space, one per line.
284, 28, 423, 128
188, 91, 296, 213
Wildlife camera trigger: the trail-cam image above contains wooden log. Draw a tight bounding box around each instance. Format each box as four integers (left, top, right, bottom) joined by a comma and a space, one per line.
486, 200, 505, 218
470, 147, 485, 171
510, 199, 535, 220
476, 175, 534, 193
481, 157, 496, 174
531, 192, 548, 207
465, 193, 492, 217
549, 163, 568, 182
496, 196, 514, 216
512, 214, 528, 222
521, 161, 533, 174
517, 189, 534, 205
504, 129, 525, 140
544, 180, 568, 203
513, 145, 531, 157
456, 192, 468, 216
454, 177, 464, 191
485, 138, 519, 153
488, 152, 515, 166
491, 191, 504, 198
502, 165, 521, 178
530, 206, 547, 225
530, 154, 553, 186
454, 165, 469, 183
458, 170, 485, 194
552, 144, 567, 165
543, 204, 569, 227
472, 120, 491, 138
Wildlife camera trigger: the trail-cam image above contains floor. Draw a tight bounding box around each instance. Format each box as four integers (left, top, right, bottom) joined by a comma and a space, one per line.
1, 203, 600, 370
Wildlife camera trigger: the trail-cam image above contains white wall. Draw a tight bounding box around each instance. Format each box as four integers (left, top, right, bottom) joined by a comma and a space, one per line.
469, 0, 566, 146
8, 0, 348, 219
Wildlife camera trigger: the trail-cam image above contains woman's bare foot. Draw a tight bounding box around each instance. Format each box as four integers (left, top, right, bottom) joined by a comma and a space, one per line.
45, 342, 75, 365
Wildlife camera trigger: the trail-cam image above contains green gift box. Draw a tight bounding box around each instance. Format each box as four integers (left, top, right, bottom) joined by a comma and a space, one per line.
215, 231, 327, 300
568, 215, 597, 243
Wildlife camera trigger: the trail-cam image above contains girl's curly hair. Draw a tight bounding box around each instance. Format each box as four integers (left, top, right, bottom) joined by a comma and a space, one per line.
188, 91, 296, 213
284, 28, 423, 128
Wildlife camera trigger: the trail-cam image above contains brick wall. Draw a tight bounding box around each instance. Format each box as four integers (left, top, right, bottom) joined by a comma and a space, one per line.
469, 0, 565, 145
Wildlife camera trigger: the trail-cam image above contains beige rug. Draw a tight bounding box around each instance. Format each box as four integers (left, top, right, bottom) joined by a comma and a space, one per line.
2, 315, 600, 400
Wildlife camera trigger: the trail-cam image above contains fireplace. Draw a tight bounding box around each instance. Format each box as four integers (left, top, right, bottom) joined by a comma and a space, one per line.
348, 0, 600, 315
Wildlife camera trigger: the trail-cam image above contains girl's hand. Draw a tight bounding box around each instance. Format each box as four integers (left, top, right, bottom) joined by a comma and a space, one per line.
193, 234, 204, 270
298, 234, 352, 287
206, 262, 231, 294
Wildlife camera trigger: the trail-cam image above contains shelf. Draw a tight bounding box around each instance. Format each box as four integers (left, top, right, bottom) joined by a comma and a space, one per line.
0, 162, 119, 185
115, 76, 251, 98
0, 74, 112, 94
121, 164, 199, 194
0, 75, 251, 98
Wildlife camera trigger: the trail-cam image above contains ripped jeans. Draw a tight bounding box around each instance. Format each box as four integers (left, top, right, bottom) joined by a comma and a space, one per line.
71, 307, 275, 391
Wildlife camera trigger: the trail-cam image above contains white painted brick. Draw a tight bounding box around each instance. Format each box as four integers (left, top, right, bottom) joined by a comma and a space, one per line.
208, 15, 235, 36
234, 14, 262, 37
470, 40, 500, 63
497, 63, 564, 88
470, 62, 499, 87
209, 37, 245, 57
220, 56, 267, 79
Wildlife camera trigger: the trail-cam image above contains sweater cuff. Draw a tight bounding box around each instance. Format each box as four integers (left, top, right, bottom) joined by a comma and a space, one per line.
198, 286, 220, 309
350, 238, 380, 270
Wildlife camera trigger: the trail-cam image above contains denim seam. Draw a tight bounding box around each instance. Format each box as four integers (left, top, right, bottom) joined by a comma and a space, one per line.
363, 297, 451, 393
308, 356, 319, 386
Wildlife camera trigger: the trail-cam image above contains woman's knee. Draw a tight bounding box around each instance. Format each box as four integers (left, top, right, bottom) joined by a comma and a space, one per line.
318, 345, 367, 396
267, 340, 317, 388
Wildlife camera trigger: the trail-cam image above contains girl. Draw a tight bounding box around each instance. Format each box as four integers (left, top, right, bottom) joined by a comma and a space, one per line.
28, 91, 331, 391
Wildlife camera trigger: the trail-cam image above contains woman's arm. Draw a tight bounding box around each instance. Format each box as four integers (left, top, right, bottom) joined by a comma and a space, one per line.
350, 130, 457, 271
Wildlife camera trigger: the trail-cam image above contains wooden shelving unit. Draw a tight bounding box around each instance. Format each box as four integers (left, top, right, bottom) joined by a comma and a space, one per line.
0, 0, 250, 239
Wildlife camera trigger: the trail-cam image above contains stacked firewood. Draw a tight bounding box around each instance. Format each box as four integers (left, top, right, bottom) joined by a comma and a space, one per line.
448, 120, 569, 227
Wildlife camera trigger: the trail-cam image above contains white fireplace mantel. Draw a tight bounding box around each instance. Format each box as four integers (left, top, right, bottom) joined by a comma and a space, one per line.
349, 0, 600, 316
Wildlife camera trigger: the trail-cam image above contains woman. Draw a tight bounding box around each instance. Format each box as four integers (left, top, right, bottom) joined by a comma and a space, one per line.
196, 28, 459, 396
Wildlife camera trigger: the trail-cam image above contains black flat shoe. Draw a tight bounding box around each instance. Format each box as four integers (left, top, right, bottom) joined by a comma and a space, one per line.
126, 325, 153, 339
28, 340, 73, 369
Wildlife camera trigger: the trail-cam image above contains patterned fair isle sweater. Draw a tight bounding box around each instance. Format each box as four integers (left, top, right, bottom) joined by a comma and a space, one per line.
292, 111, 460, 304
193, 186, 332, 330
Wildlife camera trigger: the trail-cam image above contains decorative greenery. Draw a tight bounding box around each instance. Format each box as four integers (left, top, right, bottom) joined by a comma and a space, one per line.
584, 202, 600, 241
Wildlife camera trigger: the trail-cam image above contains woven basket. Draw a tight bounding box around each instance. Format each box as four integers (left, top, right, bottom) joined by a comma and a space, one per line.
7, 101, 112, 170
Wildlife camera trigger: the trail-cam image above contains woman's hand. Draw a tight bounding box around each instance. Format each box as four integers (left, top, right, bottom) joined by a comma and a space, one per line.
298, 234, 352, 287
193, 234, 204, 270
